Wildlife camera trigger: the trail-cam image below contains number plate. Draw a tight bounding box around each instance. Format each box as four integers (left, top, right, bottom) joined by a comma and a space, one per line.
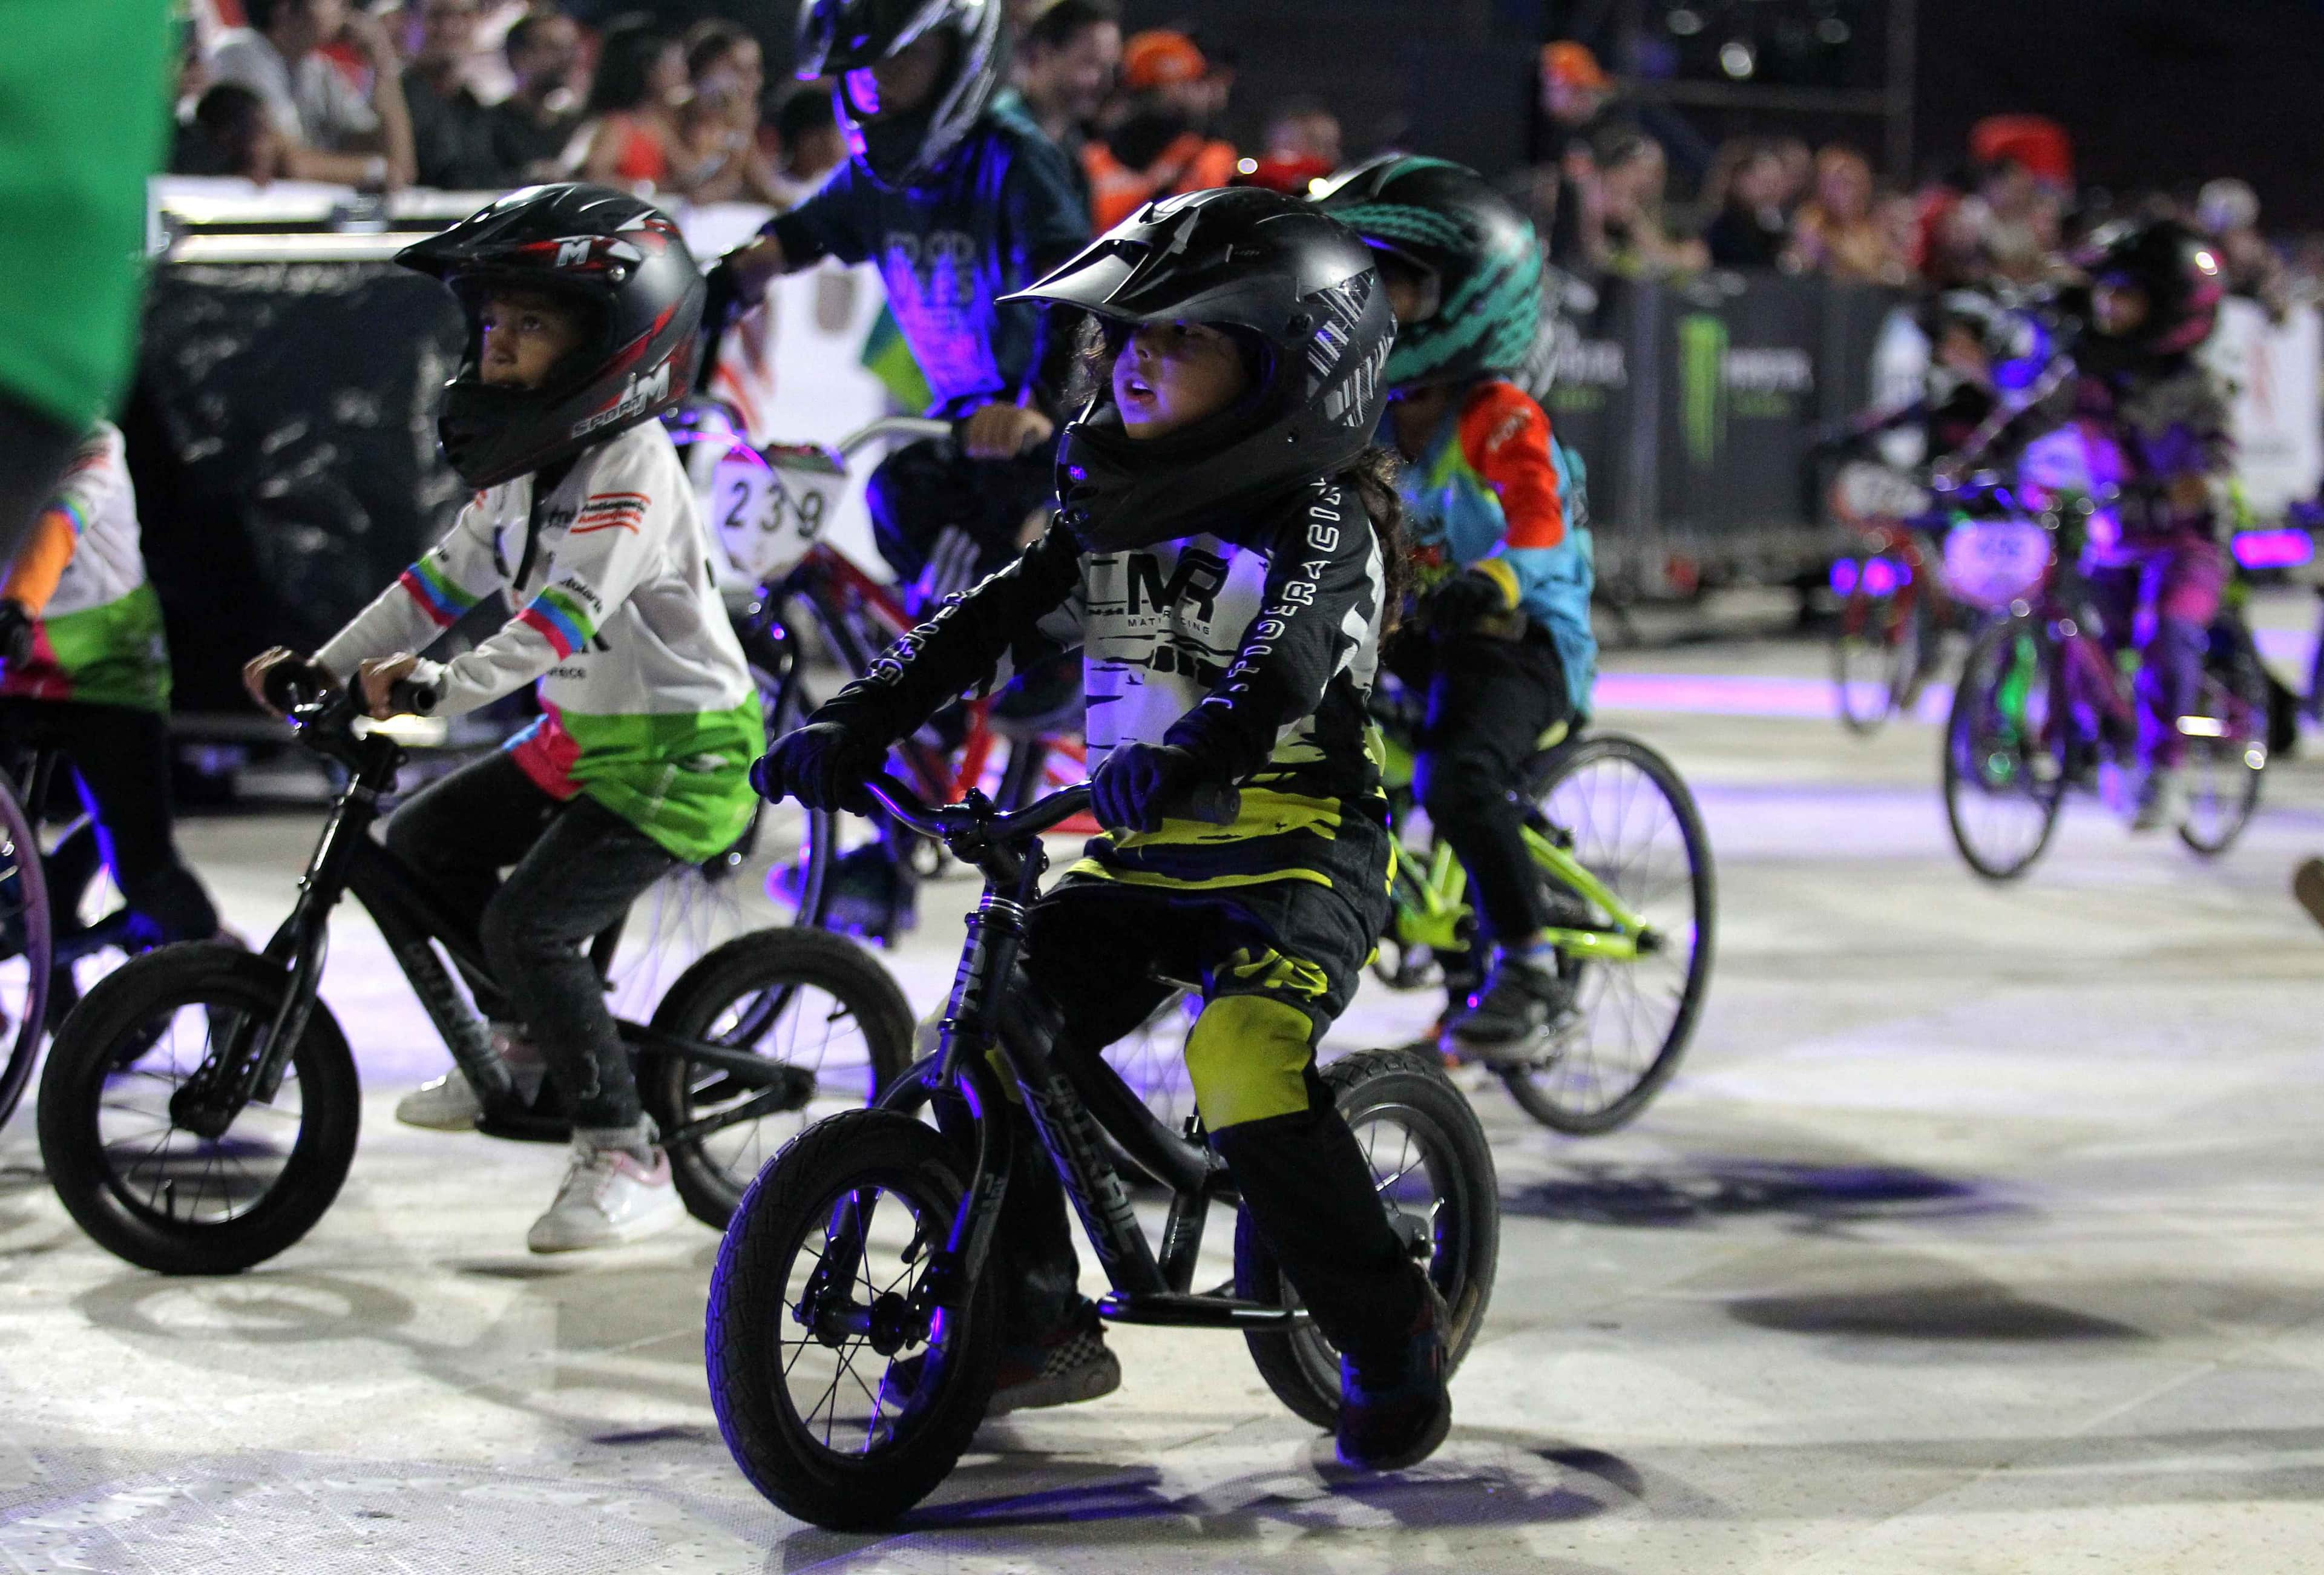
709, 442, 845, 584
1943, 517, 2052, 610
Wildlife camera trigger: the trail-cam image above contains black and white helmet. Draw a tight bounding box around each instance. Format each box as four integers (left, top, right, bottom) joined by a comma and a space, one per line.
795, 0, 1003, 191
398, 183, 704, 490
1004, 187, 1394, 551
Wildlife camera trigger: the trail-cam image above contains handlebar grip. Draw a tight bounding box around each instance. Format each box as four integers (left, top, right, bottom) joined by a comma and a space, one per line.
1166, 781, 1241, 826
695, 265, 738, 398
262, 657, 334, 717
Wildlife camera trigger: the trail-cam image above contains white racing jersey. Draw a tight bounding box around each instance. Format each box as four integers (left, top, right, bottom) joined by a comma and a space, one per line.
0, 420, 171, 713
319, 421, 763, 862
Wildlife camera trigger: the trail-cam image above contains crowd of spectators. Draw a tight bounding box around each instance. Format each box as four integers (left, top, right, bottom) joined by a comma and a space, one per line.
171, 0, 848, 208
160, 2, 2316, 330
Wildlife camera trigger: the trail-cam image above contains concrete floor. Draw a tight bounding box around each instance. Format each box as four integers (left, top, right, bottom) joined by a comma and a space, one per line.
7, 604, 2324, 1573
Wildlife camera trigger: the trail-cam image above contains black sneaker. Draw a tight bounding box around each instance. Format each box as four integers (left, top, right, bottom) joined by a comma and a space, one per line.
1336, 1276, 1451, 1471
1448, 950, 1573, 1047
821, 844, 917, 943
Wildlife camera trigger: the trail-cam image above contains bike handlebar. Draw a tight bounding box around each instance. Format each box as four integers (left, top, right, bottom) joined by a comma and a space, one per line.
858, 769, 1240, 847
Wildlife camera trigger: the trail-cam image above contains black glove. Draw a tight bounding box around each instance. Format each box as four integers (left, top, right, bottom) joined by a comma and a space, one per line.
0, 602, 31, 666
1090, 742, 1205, 834
1421, 568, 1516, 635
751, 722, 885, 814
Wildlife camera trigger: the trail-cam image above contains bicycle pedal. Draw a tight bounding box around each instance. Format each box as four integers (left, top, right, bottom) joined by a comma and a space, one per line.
474, 1106, 574, 1145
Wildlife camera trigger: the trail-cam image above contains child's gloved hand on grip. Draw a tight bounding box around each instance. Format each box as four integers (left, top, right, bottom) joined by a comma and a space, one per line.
752, 723, 887, 813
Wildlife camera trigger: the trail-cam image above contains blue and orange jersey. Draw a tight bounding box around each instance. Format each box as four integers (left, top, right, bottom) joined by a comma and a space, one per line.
1398, 379, 1597, 712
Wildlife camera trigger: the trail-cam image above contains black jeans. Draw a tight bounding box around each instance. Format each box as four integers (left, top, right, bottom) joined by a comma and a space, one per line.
1399, 627, 1571, 949
991, 875, 1422, 1366
384, 752, 674, 1129
0, 698, 218, 946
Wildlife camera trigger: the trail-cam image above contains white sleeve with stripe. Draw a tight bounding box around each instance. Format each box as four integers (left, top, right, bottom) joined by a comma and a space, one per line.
409, 448, 666, 718
315, 495, 505, 683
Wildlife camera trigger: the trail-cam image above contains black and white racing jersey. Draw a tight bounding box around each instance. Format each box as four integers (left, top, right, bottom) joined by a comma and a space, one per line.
816, 474, 1391, 892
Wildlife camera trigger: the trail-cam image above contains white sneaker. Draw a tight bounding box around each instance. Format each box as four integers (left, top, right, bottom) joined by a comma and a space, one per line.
395, 1070, 484, 1131
525, 1137, 686, 1254
393, 1028, 545, 1131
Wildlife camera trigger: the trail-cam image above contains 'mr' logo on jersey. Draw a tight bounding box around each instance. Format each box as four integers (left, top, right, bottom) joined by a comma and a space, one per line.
1125, 548, 1229, 623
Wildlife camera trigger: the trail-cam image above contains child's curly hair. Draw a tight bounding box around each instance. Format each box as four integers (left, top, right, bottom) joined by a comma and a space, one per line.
1068, 318, 1414, 631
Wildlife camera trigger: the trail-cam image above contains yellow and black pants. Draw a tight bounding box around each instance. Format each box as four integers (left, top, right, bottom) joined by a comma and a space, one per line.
998, 822, 1422, 1362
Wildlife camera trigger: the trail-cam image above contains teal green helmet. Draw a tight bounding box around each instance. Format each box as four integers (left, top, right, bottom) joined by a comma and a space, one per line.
1311, 154, 1543, 390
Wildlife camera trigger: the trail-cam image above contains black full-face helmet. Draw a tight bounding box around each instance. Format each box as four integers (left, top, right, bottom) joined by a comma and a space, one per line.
2072, 215, 2225, 360
795, 0, 1003, 191
1310, 154, 1543, 390
397, 183, 705, 491
1002, 186, 1395, 551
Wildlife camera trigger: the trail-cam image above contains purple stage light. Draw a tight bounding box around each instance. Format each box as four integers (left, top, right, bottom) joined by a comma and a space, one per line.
1830, 559, 1859, 596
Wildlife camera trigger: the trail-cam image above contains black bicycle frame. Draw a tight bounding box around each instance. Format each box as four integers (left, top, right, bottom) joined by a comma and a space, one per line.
867, 781, 1302, 1335
171, 697, 812, 1143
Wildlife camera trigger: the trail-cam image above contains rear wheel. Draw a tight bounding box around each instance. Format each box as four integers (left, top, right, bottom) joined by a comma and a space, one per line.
2179, 614, 2270, 858
1943, 615, 2067, 882
1235, 1048, 1498, 1430
1832, 560, 1917, 735
644, 927, 916, 1228
1499, 734, 1716, 1136
706, 1108, 1000, 1530
36, 944, 358, 1274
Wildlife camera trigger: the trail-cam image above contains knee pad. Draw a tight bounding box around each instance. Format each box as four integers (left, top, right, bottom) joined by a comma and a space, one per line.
1183, 993, 1317, 1132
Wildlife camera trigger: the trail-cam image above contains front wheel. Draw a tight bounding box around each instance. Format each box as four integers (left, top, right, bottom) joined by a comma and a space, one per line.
644, 927, 916, 1228
36, 944, 359, 1274
0, 776, 51, 1134
1943, 615, 2067, 882
1235, 1048, 1498, 1431
1500, 733, 1716, 1135
706, 1108, 1000, 1531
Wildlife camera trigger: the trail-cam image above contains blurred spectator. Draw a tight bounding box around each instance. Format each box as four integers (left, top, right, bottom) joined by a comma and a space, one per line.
1005, 0, 1120, 217
171, 83, 289, 182
488, 9, 583, 183
1770, 136, 1813, 211
1970, 157, 2061, 284
769, 86, 846, 208
1531, 39, 1617, 266
207, 0, 416, 189
403, 0, 507, 189
1788, 145, 1906, 283
576, 12, 688, 193
1262, 95, 1341, 170
678, 18, 784, 205
1592, 129, 1705, 278
2196, 177, 2290, 318
1083, 30, 1236, 230
1702, 140, 1791, 269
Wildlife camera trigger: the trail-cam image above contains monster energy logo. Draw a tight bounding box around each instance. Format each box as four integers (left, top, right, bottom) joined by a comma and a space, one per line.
1678, 313, 1728, 466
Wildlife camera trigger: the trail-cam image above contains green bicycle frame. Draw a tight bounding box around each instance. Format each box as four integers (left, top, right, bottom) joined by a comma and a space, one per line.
1391, 825, 1650, 963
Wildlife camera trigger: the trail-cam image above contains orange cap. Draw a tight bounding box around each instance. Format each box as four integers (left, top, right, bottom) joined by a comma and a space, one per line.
1541, 39, 1610, 91
1122, 30, 1207, 91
